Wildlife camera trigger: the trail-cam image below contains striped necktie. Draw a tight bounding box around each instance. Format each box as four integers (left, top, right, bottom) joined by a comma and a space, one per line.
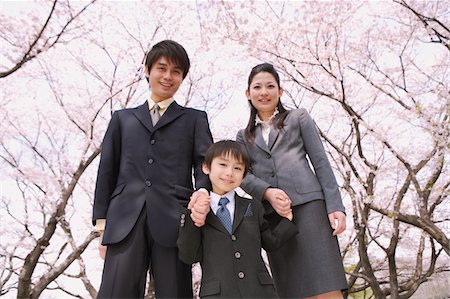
217, 197, 232, 234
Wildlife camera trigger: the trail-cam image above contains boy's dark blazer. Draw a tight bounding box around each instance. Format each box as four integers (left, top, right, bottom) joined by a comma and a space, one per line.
177, 194, 298, 298
93, 101, 213, 247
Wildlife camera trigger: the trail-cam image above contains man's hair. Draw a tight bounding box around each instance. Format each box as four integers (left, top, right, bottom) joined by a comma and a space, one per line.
145, 40, 190, 79
204, 140, 250, 177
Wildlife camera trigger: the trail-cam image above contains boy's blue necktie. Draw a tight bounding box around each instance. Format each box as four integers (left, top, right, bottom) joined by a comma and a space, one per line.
217, 197, 232, 234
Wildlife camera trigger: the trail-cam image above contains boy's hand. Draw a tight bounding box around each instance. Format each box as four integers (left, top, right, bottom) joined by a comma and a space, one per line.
328, 211, 346, 236
264, 188, 292, 216
98, 231, 107, 259
283, 210, 293, 221
189, 189, 210, 227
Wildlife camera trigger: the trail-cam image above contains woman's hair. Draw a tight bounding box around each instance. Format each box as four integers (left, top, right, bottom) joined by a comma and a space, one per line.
244, 63, 288, 142
203, 140, 250, 177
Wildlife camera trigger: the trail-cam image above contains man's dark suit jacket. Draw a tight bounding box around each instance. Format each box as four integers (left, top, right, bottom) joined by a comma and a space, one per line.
93, 101, 213, 247
177, 194, 298, 298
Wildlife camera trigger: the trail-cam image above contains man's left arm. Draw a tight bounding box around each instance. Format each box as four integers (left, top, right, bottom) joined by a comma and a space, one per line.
192, 111, 213, 190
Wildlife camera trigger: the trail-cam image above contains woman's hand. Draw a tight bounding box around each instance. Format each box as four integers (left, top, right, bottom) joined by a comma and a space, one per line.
328, 211, 346, 236
264, 188, 292, 217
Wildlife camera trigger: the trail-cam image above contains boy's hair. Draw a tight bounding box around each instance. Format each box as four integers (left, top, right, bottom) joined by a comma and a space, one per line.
204, 140, 250, 176
145, 40, 190, 79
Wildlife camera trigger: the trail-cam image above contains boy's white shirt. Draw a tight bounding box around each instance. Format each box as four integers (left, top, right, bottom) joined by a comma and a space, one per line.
210, 190, 236, 223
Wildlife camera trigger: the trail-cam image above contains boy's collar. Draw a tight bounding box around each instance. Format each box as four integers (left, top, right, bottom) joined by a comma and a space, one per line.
211, 190, 236, 201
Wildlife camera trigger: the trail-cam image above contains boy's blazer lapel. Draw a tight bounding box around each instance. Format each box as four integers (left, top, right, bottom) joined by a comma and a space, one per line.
232, 196, 247, 232
206, 212, 230, 234
206, 196, 248, 234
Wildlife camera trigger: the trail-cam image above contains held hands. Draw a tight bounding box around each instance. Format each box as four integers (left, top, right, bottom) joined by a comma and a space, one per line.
328, 211, 346, 236
189, 189, 211, 227
264, 188, 293, 220
98, 231, 107, 259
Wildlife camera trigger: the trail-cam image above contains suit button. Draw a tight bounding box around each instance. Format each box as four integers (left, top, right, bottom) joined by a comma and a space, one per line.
181, 214, 186, 219
150, 139, 156, 145
270, 172, 275, 177
234, 252, 241, 259
238, 272, 245, 279
266, 153, 271, 158
148, 158, 154, 164
231, 235, 237, 241
145, 181, 152, 187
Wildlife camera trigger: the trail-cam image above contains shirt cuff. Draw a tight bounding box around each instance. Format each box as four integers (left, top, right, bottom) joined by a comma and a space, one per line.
94, 219, 106, 231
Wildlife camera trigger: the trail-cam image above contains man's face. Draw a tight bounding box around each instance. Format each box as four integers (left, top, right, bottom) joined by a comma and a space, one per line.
146, 56, 183, 102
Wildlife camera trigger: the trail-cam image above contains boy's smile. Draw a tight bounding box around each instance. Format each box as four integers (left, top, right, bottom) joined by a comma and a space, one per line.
203, 154, 245, 195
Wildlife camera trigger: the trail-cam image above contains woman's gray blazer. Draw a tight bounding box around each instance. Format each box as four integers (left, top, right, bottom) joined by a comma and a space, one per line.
236, 108, 345, 214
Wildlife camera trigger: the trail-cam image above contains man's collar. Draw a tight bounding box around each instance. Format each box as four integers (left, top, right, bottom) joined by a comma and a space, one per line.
148, 97, 174, 110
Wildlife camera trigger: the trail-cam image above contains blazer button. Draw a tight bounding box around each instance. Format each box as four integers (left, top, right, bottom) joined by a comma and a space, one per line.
150, 139, 156, 145
234, 252, 241, 259
181, 214, 186, 219
238, 272, 245, 279
145, 181, 152, 187
266, 153, 271, 158
231, 235, 237, 241
148, 158, 154, 164
270, 172, 275, 177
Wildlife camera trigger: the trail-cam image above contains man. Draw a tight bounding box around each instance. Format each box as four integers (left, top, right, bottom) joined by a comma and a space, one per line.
93, 40, 213, 298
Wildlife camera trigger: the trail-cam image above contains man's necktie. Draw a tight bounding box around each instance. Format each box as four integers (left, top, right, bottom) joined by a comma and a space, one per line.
151, 104, 160, 125
217, 197, 232, 234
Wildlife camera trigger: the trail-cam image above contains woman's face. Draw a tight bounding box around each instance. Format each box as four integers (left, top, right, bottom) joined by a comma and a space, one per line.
246, 71, 283, 118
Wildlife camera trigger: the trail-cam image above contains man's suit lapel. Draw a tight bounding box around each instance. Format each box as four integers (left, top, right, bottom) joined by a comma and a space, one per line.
133, 101, 153, 133
132, 101, 185, 133
153, 101, 184, 131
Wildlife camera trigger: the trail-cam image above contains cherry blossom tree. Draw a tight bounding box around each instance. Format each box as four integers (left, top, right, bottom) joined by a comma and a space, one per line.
197, 1, 449, 298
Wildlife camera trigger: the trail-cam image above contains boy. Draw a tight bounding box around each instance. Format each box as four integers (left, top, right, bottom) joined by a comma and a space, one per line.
177, 140, 297, 298
93, 40, 213, 298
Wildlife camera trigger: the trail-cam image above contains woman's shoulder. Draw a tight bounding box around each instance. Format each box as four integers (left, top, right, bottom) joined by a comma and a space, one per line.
285, 107, 311, 122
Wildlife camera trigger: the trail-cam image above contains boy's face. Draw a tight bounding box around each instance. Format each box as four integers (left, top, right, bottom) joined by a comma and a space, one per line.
203, 154, 245, 196
145, 56, 183, 103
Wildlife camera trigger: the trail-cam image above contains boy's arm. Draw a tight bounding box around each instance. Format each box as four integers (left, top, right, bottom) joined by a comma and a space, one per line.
192, 111, 213, 190
256, 201, 298, 252
177, 207, 203, 264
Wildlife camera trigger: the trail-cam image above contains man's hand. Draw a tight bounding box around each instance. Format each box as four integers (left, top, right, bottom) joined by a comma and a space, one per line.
264, 188, 292, 216
98, 231, 107, 259
328, 211, 346, 236
189, 189, 210, 227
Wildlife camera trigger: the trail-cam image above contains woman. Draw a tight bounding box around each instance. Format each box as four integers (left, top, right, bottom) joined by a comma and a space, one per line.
236, 63, 348, 299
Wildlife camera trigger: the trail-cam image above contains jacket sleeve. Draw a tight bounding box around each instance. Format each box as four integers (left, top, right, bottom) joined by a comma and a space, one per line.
177, 207, 203, 264
255, 200, 298, 252
297, 108, 345, 214
236, 130, 271, 201
92, 111, 121, 225
193, 111, 213, 190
